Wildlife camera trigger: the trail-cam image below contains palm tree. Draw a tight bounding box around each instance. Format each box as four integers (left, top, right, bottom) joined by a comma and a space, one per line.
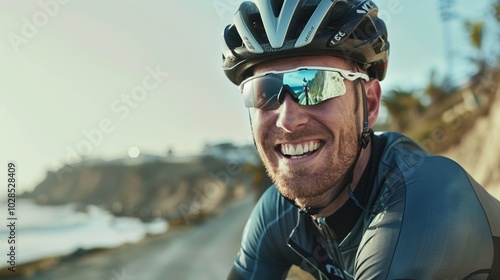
464, 20, 488, 87
465, 21, 484, 51
382, 89, 423, 132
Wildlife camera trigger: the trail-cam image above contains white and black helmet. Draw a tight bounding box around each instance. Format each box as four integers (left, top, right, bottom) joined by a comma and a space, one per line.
222, 0, 390, 85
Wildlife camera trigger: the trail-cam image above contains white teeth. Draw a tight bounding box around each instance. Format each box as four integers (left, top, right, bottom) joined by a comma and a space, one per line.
295, 145, 303, 155
303, 144, 309, 153
280, 141, 321, 157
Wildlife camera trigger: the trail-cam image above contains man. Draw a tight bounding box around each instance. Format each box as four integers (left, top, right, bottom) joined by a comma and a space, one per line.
221, 0, 500, 279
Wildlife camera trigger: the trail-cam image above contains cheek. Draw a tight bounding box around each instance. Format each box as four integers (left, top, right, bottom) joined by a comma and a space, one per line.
315, 97, 353, 124
250, 110, 271, 139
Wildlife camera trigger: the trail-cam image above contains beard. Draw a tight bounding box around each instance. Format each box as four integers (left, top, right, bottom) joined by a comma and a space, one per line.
255, 122, 359, 202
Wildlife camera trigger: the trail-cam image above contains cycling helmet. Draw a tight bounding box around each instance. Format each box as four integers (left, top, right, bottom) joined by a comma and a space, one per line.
222, 0, 390, 85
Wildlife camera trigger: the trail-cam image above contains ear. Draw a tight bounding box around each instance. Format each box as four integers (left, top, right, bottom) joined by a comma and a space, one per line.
364, 79, 382, 128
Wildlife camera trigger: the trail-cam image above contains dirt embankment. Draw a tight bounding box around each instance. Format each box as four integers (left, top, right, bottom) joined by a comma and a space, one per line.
442, 74, 500, 199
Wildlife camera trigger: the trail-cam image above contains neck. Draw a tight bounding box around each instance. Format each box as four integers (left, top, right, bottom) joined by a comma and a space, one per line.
294, 141, 372, 218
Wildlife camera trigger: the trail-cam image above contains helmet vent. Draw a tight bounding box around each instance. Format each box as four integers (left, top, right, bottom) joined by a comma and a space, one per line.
271, 0, 285, 18
222, 0, 390, 84
351, 17, 377, 41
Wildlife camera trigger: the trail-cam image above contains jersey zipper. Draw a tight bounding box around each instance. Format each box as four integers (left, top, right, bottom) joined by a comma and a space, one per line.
287, 212, 330, 279
315, 217, 348, 279
287, 240, 330, 280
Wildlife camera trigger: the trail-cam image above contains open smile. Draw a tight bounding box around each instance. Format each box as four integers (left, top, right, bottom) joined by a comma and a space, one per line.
277, 140, 324, 159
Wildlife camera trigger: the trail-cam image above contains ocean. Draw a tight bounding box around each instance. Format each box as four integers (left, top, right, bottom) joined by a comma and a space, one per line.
0, 199, 168, 269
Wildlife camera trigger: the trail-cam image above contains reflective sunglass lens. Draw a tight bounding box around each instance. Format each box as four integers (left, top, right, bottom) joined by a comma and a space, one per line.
241, 68, 358, 110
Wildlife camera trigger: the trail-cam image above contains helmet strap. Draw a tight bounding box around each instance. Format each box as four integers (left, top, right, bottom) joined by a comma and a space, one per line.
360, 80, 371, 149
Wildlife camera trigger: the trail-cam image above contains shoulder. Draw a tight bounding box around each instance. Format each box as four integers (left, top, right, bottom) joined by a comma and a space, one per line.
246, 186, 297, 236
240, 186, 297, 257
376, 131, 431, 170
361, 132, 498, 278
375, 132, 471, 188
375, 132, 488, 218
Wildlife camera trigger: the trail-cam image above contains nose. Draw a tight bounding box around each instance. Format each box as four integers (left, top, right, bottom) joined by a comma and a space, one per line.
276, 93, 309, 132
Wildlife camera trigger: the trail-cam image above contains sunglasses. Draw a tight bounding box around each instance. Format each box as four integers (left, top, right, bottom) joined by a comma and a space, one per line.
240, 66, 370, 111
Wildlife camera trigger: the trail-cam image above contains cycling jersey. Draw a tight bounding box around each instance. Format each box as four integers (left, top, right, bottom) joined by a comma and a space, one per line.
228, 132, 500, 280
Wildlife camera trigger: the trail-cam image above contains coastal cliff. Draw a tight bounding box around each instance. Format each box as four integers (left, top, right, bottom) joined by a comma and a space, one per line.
26, 143, 271, 224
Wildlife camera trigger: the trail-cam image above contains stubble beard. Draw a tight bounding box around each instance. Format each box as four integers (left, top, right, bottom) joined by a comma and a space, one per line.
256, 126, 359, 203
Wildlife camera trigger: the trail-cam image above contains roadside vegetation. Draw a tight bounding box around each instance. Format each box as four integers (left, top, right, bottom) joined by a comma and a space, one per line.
377, 0, 500, 154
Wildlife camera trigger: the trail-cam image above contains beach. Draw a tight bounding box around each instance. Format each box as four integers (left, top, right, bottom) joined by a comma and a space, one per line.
1, 196, 253, 280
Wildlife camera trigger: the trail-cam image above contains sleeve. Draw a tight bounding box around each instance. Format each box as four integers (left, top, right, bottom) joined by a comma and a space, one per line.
227, 187, 298, 280
354, 156, 496, 280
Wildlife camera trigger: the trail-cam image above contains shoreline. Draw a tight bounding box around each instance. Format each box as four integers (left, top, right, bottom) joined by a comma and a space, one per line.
0, 196, 254, 280
0, 225, 189, 279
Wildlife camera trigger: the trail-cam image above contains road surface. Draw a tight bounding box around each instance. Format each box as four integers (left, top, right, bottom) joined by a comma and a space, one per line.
9, 196, 254, 280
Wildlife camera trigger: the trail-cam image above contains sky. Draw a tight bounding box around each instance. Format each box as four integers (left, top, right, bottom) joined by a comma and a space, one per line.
0, 0, 495, 192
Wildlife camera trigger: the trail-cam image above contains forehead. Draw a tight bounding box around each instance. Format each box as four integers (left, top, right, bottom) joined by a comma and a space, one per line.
253, 56, 352, 75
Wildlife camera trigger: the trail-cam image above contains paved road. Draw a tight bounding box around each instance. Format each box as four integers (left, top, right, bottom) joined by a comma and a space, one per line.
136, 197, 253, 280
10, 197, 254, 280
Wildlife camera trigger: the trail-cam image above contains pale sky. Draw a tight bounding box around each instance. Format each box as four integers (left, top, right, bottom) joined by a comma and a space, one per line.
0, 0, 494, 192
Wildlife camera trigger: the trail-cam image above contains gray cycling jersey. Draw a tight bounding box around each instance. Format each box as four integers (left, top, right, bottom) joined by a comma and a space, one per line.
228, 132, 500, 280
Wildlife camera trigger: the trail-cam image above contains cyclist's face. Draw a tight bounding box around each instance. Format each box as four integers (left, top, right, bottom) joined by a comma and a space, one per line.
249, 56, 363, 202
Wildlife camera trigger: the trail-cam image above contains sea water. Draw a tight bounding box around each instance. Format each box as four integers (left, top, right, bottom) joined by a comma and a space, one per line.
0, 199, 168, 268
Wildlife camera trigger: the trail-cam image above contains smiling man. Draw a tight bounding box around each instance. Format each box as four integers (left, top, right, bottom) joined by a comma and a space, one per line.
221, 0, 500, 279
